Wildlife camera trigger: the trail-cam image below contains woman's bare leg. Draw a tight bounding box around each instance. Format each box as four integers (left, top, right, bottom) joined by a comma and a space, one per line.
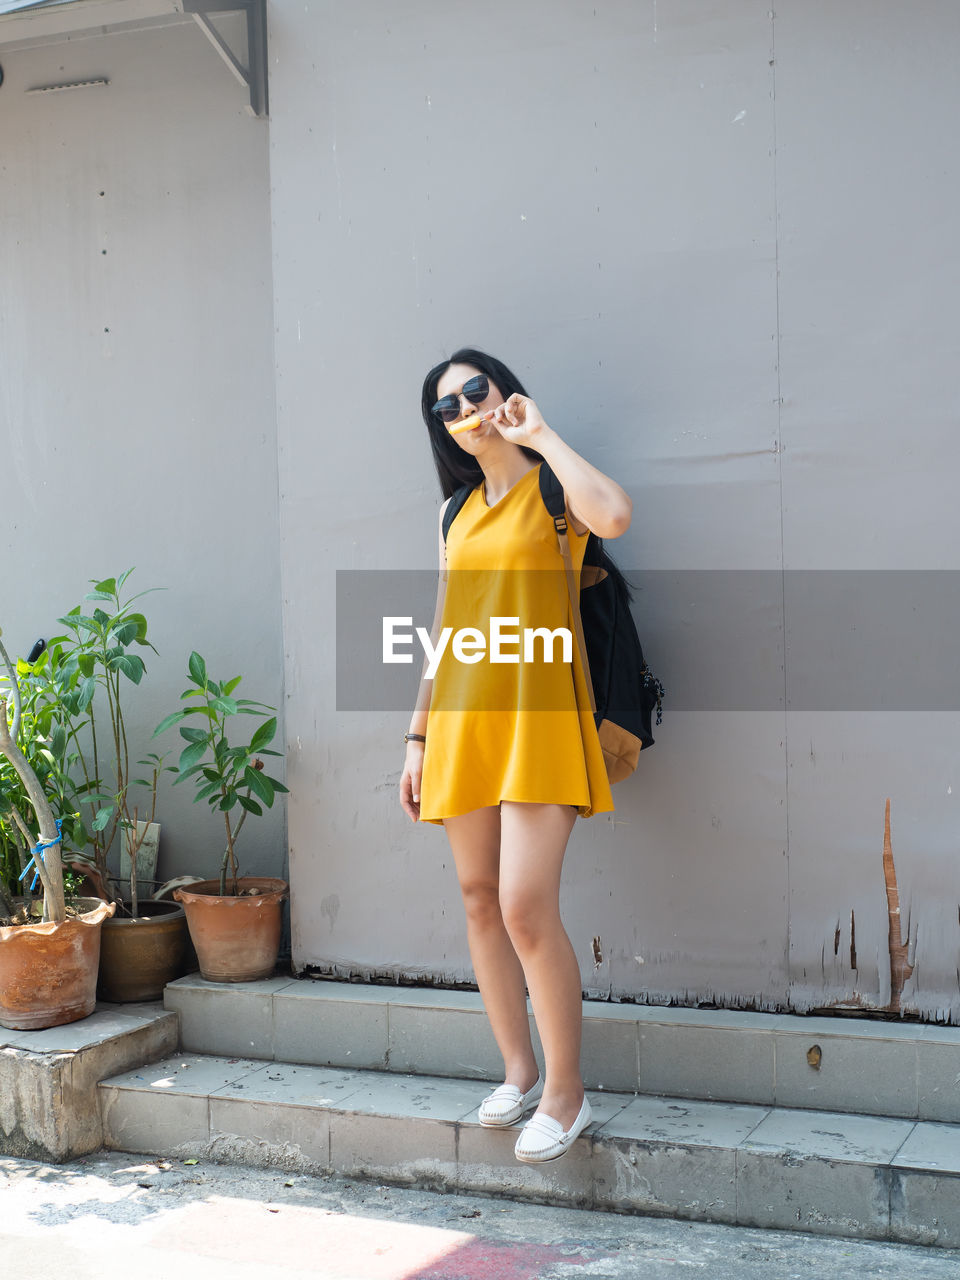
498, 801, 584, 1130
444, 806, 539, 1091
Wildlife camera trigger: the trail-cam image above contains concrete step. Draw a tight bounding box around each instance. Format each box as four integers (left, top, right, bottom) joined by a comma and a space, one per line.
1, 1002, 178, 1161
98, 1050, 960, 1248
163, 974, 960, 1123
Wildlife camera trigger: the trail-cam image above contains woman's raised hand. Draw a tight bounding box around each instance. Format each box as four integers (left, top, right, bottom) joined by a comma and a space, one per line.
488, 393, 548, 446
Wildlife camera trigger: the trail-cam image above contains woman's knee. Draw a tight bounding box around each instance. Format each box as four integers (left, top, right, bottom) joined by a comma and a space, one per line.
459, 879, 503, 929
499, 889, 560, 950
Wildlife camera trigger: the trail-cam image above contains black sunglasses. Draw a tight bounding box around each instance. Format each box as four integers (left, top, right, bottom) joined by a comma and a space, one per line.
432, 374, 489, 424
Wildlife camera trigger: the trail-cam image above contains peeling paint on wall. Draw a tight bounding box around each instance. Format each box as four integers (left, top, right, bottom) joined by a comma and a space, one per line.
883, 799, 915, 1013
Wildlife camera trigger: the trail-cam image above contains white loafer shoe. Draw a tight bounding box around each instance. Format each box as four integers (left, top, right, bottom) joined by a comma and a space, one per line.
514, 1095, 592, 1163
478, 1073, 544, 1128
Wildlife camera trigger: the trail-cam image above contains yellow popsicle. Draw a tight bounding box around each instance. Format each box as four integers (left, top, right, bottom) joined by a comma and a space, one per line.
448, 414, 484, 435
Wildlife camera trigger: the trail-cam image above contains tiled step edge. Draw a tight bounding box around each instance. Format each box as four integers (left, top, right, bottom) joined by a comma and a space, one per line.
99, 1052, 960, 1250
1, 1004, 178, 1161
163, 975, 960, 1123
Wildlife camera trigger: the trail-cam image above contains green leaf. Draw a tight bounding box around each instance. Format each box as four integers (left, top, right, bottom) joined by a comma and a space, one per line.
211, 696, 238, 716
67, 615, 101, 636
112, 620, 139, 646
188, 652, 207, 687
173, 765, 207, 788
77, 676, 97, 713
223, 676, 242, 696
238, 795, 263, 816
201, 767, 221, 783
154, 711, 187, 737
249, 717, 277, 753
264, 775, 289, 794
194, 780, 222, 803
91, 806, 115, 833
219, 789, 238, 812
179, 742, 208, 773
179, 726, 208, 745
49, 725, 67, 760
77, 653, 96, 679
245, 767, 274, 807
92, 609, 110, 627
93, 577, 117, 595
116, 653, 145, 684
125, 612, 149, 643
78, 791, 114, 806
207, 680, 221, 698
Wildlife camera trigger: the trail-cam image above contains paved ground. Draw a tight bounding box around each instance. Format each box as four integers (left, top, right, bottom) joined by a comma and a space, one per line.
3, 1151, 960, 1280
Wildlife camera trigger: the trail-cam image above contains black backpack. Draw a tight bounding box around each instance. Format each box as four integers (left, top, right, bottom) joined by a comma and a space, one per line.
441, 462, 664, 783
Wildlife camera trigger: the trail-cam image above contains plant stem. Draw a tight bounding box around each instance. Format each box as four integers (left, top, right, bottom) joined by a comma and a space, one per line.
117, 670, 130, 811
0, 876, 15, 920
0, 700, 65, 924
13, 824, 29, 877
102, 666, 124, 869
0, 637, 23, 743
9, 802, 56, 908
128, 801, 139, 917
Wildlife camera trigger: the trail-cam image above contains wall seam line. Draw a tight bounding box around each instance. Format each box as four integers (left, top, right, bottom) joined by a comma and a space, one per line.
771, 5, 791, 1010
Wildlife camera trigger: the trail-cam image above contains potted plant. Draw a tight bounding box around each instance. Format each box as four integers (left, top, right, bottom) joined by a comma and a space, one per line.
95, 746, 190, 1002
30, 572, 189, 1001
0, 630, 114, 1030
155, 652, 288, 983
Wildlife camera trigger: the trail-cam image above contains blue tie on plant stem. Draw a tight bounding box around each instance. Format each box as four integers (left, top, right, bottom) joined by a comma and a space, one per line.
153, 652, 287, 897
0, 630, 67, 924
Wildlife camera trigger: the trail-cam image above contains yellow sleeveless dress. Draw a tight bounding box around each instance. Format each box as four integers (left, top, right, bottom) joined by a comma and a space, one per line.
418, 462, 615, 824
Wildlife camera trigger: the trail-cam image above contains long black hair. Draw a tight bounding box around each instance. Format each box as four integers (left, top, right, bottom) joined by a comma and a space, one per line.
421, 346, 633, 605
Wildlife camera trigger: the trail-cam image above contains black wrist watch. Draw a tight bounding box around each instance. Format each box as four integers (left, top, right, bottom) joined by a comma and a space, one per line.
404, 732, 426, 744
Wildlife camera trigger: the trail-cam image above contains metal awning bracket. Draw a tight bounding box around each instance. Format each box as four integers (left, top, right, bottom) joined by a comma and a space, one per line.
182, 0, 266, 117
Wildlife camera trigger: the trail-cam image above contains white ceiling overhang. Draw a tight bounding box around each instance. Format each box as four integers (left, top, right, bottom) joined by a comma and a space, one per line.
0, 0, 267, 116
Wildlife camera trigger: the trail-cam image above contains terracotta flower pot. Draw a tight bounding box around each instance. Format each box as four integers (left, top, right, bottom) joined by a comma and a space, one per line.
0, 898, 116, 1031
173, 877, 288, 983
97, 900, 189, 1002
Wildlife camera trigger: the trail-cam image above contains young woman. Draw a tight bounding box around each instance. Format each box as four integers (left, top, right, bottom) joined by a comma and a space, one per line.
399, 348, 632, 1163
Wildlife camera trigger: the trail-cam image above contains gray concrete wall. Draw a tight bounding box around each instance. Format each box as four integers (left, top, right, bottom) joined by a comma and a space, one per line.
0, 16, 285, 887
776, 2, 960, 1019
270, 0, 960, 1020
5, 2, 957, 1020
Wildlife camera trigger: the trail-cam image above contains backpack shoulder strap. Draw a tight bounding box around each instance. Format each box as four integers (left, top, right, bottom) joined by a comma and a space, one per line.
441, 483, 475, 544
537, 463, 597, 715
537, 461, 565, 518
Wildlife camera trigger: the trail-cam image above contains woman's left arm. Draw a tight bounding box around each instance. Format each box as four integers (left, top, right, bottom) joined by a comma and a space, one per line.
489, 394, 632, 539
